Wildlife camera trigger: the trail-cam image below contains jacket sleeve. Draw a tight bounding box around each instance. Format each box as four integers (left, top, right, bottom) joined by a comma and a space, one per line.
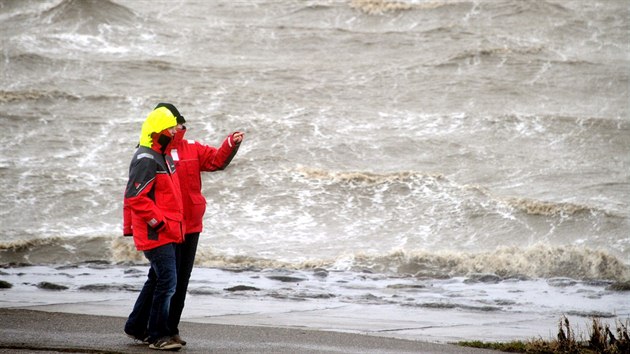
123, 198, 132, 236
124, 155, 166, 231
197, 132, 241, 172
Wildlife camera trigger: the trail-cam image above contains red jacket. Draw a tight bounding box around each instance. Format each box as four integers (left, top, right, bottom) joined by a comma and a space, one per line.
171, 128, 241, 234
123, 134, 185, 251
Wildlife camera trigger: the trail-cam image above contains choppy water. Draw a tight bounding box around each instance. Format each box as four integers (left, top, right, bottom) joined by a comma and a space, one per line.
0, 0, 629, 341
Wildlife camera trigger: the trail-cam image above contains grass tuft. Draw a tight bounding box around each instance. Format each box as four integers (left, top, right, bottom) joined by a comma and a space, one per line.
457, 316, 629, 353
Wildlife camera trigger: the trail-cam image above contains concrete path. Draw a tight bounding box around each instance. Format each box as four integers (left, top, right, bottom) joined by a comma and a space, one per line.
0, 308, 497, 353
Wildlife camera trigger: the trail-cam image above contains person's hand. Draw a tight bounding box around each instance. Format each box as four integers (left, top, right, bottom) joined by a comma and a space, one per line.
155, 220, 168, 233
233, 132, 244, 144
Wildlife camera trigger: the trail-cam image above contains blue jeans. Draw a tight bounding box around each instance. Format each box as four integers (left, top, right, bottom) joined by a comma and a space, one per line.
125, 243, 177, 342
124, 234, 199, 338
169, 232, 199, 335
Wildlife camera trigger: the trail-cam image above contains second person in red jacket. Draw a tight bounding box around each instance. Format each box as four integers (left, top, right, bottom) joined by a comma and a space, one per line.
157, 102, 243, 346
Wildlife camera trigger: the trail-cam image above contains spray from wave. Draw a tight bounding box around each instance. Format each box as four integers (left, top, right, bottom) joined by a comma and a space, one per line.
506, 197, 603, 217
107, 237, 630, 281
350, 0, 413, 15
350, 0, 472, 15
5, 236, 626, 281
296, 166, 445, 185
350, 245, 629, 281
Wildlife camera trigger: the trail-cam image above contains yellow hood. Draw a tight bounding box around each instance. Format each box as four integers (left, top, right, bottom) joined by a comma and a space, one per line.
139, 107, 178, 148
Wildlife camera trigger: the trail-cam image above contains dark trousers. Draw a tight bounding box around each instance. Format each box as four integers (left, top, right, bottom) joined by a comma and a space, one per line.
169, 232, 199, 334
124, 233, 199, 338
126, 243, 178, 342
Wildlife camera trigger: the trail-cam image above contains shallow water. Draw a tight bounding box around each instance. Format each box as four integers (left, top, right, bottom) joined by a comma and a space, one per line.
1, 263, 628, 343
0, 0, 629, 342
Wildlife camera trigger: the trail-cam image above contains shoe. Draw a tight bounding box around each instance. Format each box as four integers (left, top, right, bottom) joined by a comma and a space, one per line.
125, 332, 149, 344
149, 336, 182, 351
172, 334, 187, 346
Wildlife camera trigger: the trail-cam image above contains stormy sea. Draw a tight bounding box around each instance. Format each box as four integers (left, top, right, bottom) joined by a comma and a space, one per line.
1, 0, 628, 343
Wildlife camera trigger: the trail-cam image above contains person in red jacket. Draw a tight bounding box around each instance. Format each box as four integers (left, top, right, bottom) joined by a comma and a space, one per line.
124, 103, 243, 347
159, 102, 243, 345
123, 106, 185, 351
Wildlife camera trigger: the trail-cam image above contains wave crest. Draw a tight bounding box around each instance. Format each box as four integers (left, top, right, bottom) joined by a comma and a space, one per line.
189, 245, 630, 281
506, 197, 603, 216
0, 236, 112, 265
350, 0, 473, 15
41, 0, 137, 27
351, 245, 629, 281
350, 0, 413, 15
112, 241, 630, 282
297, 167, 444, 185
7, 237, 628, 282
0, 90, 80, 103
443, 46, 545, 65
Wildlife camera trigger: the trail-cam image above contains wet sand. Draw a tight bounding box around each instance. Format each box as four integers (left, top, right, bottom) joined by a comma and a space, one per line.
0, 308, 497, 353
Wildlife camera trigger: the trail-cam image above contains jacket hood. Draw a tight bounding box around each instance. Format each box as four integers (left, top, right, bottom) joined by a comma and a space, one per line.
139, 107, 178, 148
155, 102, 186, 124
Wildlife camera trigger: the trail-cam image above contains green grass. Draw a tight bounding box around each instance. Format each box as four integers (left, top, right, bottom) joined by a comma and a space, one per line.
457, 317, 629, 353
457, 340, 528, 352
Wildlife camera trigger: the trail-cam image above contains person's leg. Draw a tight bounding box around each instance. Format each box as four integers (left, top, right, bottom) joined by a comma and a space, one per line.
125, 265, 156, 340
144, 243, 178, 343
168, 232, 200, 337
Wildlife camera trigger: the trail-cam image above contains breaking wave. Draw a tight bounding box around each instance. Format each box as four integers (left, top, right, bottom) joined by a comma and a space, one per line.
111, 238, 630, 282
0, 236, 112, 265
348, 245, 630, 281
506, 197, 606, 217
446, 46, 546, 62
296, 166, 445, 185
297, 167, 614, 217
40, 0, 138, 28
350, 0, 413, 15
0, 89, 80, 103
349, 0, 472, 15
2, 236, 627, 282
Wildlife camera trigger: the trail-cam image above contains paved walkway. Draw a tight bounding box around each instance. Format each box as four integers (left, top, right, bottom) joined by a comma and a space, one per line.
0, 308, 497, 353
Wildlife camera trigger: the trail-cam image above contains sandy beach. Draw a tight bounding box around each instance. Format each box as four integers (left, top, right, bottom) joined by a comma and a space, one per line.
0, 308, 499, 353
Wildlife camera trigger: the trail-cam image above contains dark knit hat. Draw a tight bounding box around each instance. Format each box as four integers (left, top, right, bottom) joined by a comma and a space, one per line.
155, 102, 186, 124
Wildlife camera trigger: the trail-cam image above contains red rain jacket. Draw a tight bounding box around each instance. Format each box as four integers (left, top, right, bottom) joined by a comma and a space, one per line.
123, 132, 185, 251
171, 128, 241, 234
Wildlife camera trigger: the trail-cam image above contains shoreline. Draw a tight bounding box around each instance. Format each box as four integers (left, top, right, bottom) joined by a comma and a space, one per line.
1, 263, 628, 346
0, 308, 497, 353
